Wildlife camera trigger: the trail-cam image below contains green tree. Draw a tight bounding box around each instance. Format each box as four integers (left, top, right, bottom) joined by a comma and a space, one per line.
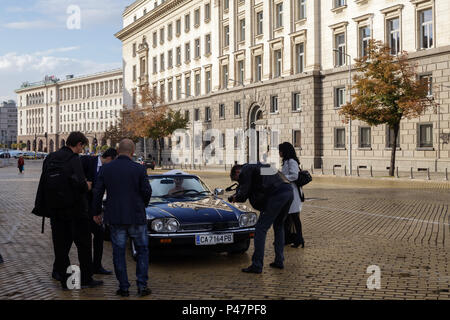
339, 40, 438, 176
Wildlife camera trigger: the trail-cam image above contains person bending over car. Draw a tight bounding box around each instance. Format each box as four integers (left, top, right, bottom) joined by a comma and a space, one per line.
229, 163, 293, 274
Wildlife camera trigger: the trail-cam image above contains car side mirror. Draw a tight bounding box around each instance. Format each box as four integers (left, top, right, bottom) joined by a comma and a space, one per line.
214, 188, 224, 196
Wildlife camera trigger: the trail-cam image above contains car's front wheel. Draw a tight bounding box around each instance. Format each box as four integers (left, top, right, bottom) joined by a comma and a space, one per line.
228, 239, 250, 254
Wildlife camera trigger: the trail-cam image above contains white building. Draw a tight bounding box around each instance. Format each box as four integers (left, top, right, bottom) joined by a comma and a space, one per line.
116, 0, 450, 171
15, 70, 123, 152
0, 100, 17, 148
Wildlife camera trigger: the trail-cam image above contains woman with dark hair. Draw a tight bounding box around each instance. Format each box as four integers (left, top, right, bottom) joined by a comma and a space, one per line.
279, 142, 305, 248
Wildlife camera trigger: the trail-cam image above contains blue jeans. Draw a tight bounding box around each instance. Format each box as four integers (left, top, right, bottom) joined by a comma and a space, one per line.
110, 224, 149, 291
251, 184, 294, 271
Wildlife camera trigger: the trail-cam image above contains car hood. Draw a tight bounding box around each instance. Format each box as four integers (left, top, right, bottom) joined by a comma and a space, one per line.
146, 196, 252, 223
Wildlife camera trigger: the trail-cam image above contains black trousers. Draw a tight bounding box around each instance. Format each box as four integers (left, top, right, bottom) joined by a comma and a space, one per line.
90, 219, 105, 270
284, 212, 304, 245
50, 215, 93, 284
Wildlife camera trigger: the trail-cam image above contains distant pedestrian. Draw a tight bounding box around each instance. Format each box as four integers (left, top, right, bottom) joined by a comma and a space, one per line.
32, 131, 103, 289
279, 142, 305, 248
18, 156, 24, 174
92, 139, 152, 297
229, 163, 293, 273
81, 148, 118, 275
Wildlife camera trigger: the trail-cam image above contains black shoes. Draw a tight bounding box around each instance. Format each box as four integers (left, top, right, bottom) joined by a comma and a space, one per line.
241, 265, 262, 274
93, 266, 113, 275
269, 262, 284, 269
291, 239, 305, 248
81, 279, 104, 289
0, 254, 4, 264
116, 289, 130, 297
138, 287, 152, 297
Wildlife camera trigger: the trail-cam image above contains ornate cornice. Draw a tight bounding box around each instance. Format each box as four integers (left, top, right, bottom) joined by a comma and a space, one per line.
116, 0, 191, 42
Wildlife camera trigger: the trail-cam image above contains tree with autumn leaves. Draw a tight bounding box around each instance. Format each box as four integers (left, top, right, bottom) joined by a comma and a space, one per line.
104, 85, 188, 165
339, 40, 438, 177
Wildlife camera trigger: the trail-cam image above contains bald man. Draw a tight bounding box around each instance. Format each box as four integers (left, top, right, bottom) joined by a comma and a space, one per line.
92, 139, 152, 297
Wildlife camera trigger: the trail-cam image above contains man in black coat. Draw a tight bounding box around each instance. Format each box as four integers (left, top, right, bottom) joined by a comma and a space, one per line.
229, 163, 293, 274
33, 131, 103, 289
81, 148, 118, 275
92, 139, 152, 297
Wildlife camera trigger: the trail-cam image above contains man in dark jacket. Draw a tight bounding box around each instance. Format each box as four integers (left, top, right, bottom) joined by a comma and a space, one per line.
92, 139, 152, 297
33, 131, 103, 289
229, 163, 293, 273
81, 148, 118, 275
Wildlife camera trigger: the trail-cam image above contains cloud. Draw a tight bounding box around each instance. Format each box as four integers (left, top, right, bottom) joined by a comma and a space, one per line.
3, 20, 58, 30
0, 49, 120, 100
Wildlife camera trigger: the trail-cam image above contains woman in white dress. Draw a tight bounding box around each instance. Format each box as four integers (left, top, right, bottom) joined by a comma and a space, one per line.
279, 142, 305, 248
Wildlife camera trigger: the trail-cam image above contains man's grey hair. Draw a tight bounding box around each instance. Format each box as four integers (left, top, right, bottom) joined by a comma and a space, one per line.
118, 139, 135, 155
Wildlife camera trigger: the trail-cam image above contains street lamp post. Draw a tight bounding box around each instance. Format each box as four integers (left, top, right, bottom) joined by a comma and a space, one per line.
334, 49, 353, 175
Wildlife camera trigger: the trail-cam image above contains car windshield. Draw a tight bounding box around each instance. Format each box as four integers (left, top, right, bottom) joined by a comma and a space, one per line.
149, 175, 211, 199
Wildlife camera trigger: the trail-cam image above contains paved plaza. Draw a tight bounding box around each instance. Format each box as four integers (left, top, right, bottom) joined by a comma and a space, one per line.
0, 160, 448, 300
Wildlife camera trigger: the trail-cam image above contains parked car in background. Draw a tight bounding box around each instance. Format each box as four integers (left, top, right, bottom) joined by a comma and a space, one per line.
9, 151, 24, 158
23, 152, 36, 159
144, 159, 156, 170
0, 152, 11, 159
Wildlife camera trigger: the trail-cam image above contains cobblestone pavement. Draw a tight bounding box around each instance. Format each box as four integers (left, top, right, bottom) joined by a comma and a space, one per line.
0, 161, 448, 300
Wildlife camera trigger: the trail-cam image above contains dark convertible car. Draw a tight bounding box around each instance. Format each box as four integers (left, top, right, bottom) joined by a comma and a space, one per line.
130, 171, 257, 258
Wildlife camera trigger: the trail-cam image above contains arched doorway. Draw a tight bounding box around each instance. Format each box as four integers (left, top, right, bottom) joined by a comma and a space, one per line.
49, 140, 54, 153
26, 141, 31, 151
32, 140, 36, 151
61, 139, 65, 148
38, 140, 43, 152
248, 104, 264, 163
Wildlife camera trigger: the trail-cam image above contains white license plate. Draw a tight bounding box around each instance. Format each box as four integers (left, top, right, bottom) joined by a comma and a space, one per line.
195, 233, 234, 245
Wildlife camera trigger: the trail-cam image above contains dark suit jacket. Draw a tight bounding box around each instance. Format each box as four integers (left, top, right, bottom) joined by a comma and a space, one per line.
92, 155, 152, 225
80, 155, 100, 217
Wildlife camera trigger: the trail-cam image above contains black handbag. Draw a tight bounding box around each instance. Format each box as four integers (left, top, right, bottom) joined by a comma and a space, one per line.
296, 170, 312, 187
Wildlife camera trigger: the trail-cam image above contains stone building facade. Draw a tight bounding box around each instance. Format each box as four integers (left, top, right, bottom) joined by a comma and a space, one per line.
0, 101, 17, 148
15, 70, 123, 153
116, 0, 450, 171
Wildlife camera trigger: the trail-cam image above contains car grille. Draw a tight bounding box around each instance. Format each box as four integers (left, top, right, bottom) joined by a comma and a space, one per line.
180, 221, 239, 232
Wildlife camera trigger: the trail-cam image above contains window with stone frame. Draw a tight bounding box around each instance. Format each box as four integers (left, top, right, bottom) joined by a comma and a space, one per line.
387, 17, 400, 55
292, 92, 302, 112
237, 60, 245, 85
334, 127, 346, 149
293, 130, 301, 148
359, 127, 371, 148
168, 50, 173, 68
168, 23, 173, 40
205, 34, 211, 55
185, 75, 191, 96
419, 8, 433, 50
185, 42, 191, 62
234, 101, 241, 117
194, 108, 200, 121
256, 11, 263, 36
205, 3, 211, 22
270, 95, 278, 113
418, 123, 433, 148
221, 64, 229, 89
205, 106, 211, 122
239, 18, 246, 42
295, 43, 305, 73
420, 74, 433, 97
185, 13, 190, 32
194, 38, 201, 59
254, 54, 262, 82
176, 19, 181, 36
334, 33, 346, 67
160, 27, 165, 45
224, 25, 230, 47
205, 70, 212, 93
195, 73, 201, 96
359, 25, 371, 58
219, 103, 225, 119
194, 8, 200, 27
176, 78, 182, 100
296, 0, 306, 21
273, 49, 282, 78
176, 46, 181, 66
275, 2, 283, 28
334, 87, 346, 109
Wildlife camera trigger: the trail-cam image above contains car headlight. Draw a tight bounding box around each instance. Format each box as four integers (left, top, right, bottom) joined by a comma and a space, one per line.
239, 212, 258, 227
165, 218, 180, 232
151, 219, 164, 232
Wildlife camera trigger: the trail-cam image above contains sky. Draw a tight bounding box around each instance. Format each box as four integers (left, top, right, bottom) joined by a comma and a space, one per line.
0, 0, 133, 102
